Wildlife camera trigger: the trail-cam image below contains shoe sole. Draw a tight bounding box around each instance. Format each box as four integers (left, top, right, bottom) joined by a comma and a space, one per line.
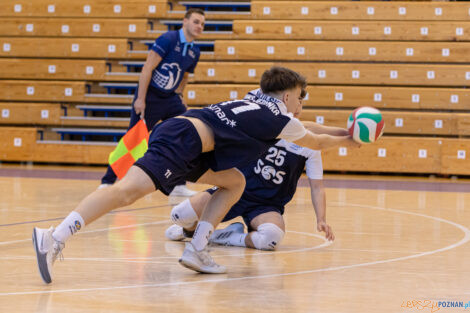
32, 228, 52, 284
178, 258, 204, 273
178, 258, 226, 274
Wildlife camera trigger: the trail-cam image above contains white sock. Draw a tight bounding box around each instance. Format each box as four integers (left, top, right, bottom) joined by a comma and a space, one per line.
191, 221, 214, 251
227, 233, 247, 247
171, 199, 198, 229
52, 211, 85, 243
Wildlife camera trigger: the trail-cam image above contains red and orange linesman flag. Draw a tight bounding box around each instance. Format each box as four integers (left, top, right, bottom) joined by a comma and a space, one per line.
108, 119, 149, 179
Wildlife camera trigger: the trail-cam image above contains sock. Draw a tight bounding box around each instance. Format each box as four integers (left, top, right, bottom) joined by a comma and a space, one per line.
52, 211, 85, 243
171, 199, 198, 229
191, 221, 214, 251
227, 233, 247, 247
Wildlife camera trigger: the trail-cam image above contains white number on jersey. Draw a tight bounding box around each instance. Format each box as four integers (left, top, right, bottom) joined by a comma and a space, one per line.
265, 147, 286, 166
218, 100, 262, 115
253, 146, 288, 184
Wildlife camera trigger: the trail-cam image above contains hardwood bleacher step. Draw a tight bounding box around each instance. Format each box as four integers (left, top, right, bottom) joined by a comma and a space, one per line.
98, 82, 137, 94
51, 127, 127, 142
250, 1, 470, 21
232, 20, 470, 41
60, 116, 129, 128
37, 139, 117, 146
84, 94, 134, 105
0, 0, 169, 18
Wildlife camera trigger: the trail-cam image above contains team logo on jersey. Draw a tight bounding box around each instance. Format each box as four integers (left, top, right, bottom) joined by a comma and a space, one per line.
261, 165, 276, 180
188, 49, 195, 58
152, 63, 182, 90
254, 159, 286, 185
74, 220, 81, 230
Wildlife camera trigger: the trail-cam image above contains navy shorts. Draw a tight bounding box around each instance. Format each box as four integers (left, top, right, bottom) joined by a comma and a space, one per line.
130, 85, 186, 132
205, 188, 284, 229
134, 118, 209, 195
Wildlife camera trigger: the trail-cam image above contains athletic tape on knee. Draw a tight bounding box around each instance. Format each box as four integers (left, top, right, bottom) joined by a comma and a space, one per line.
250, 223, 284, 251
170, 199, 198, 228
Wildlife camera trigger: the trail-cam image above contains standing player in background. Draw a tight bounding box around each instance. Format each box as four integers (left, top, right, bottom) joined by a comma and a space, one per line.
100, 8, 205, 197
165, 91, 347, 250
32, 67, 360, 283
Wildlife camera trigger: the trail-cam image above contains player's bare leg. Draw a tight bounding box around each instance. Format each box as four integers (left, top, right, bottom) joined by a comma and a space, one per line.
33, 166, 155, 284
179, 168, 245, 274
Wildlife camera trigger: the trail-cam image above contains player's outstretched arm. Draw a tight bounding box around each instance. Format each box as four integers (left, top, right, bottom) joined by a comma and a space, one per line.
308, 179, 334, 241
302, 121, 349, 136
293, 130, 360, 151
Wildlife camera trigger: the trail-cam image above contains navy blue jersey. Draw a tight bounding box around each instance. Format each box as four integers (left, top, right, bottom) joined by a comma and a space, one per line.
240, 140, 323, 208
150, 29, 200, 93
183, 90, 306, 171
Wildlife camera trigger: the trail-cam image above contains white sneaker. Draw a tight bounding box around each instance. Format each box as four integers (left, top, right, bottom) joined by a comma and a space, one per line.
210, 222, 245, 246
97, 183, 112, 190
165, 225, 195, 241
179, 242, 227, 274
32, 227, 64, 284
169, 185, 197, 197
165, 225, 185, 241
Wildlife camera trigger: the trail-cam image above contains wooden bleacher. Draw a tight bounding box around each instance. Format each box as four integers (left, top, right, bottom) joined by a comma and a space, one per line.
213, 40, 470, 63
0, 18, 154, 38
0, 0, 469, 175
0, 37, 129, 59
232, 20, 470, 41
0, 80, 84, 101
182, 83, 470, 111
5, 60, 470, 87
0, 0, 168, 18
250, 1, 470, 21
193, 62, 470, 87
0, 59, 107, 80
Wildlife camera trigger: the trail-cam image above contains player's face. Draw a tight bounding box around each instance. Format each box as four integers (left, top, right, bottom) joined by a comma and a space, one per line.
183, 13, 205, 39
283, 86, 304, 118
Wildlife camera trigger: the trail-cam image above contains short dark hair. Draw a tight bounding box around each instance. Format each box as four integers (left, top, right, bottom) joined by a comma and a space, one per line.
260, 66, 307, 98
185, 8, 205, 19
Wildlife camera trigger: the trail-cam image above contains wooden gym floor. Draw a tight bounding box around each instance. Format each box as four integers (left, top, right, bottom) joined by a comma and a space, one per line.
0, 164, 469, 313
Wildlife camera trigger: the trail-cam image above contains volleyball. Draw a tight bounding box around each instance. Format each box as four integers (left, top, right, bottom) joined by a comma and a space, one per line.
347, 107, 385, 144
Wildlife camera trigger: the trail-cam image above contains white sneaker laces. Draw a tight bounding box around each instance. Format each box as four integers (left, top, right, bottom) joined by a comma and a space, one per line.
198, 247, 218, 266
53, 242, 65, 262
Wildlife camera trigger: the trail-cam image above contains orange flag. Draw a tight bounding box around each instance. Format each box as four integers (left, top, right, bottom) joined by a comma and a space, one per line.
108, 120, 149, 179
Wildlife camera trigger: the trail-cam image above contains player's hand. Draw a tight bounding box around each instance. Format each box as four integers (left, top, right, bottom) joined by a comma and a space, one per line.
345, 136, 361, 149
134, 98, 146, 120
338, 128, 350, 136
317, 221, 335, 241
177, 93, 188, 109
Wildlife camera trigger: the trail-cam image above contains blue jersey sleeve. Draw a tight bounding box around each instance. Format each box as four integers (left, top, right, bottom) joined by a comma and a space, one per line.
151, 32, 173, 58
